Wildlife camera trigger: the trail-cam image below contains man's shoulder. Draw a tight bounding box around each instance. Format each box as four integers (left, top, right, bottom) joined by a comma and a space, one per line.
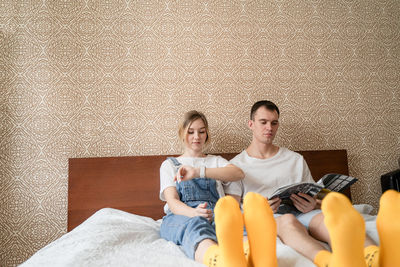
230, 150, 247, 162
279, 147, 303, 159
229, 147, 304, 164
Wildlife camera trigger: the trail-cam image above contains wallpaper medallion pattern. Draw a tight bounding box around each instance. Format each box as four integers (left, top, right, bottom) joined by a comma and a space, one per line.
1, 0, 400, 266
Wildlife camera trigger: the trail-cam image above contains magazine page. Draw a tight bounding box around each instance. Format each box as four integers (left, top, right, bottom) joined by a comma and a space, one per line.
270, 182, 324, 200
269, 174, 358, 214
318, 173, 358, 192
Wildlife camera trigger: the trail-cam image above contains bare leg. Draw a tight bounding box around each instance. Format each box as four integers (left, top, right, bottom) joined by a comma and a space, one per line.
276, 214, 325, 260
309, 212, 376, 247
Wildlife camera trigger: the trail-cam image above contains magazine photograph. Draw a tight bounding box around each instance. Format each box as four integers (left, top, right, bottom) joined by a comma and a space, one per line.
270, 173, 358, 214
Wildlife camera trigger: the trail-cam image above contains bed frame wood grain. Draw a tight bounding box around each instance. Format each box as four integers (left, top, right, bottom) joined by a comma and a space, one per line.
68, 149, 349, 231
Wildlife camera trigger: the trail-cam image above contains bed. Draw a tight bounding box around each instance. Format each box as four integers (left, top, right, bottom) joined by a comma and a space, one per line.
21, 150, 379, 267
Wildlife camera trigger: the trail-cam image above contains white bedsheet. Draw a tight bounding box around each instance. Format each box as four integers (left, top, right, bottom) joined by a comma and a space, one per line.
21, 206, 379, 267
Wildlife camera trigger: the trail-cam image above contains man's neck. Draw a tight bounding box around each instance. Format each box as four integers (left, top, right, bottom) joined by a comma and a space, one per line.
246, 142, 279, 159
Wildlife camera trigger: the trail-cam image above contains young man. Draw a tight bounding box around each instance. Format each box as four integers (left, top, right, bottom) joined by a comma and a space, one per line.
225, 100, 378, 265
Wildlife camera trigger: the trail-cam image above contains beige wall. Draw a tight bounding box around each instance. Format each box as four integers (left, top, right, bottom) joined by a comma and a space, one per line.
1, 0, 399, 265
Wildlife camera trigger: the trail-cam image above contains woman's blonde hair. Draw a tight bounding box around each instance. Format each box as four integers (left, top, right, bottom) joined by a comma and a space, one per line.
178, 110, 210, 146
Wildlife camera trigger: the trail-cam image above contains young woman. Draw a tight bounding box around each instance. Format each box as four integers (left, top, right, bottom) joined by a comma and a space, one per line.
159, 110, 244, 263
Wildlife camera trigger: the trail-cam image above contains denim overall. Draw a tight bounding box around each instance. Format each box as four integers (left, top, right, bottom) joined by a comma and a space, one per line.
160, 157, 220, 259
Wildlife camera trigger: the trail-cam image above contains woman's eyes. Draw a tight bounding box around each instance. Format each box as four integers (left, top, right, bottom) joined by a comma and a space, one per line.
188, 131, 206, 134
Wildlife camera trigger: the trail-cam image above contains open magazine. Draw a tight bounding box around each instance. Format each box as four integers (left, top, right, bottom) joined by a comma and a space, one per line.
270, 173, 358, 214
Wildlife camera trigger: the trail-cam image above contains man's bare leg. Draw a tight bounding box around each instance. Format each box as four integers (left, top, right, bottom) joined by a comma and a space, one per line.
276, 209, 376, 263
310, 204, 379, 266
276, 214, 325, 260
309, 212, 376, 247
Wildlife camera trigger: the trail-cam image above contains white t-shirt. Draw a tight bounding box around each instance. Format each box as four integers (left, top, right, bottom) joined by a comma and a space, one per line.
159, 154, 230, 213
224, 147, 313, 199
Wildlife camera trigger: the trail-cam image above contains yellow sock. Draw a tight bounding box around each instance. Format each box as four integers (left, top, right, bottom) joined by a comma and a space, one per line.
243, 239, 250, 261
203, 245, 219, 267
314, 250, 331, 267
243, 192, 277, 267
242, 239, 256, 267
314, 192, 366, 267
377, 189, 400, 267
203, 196, 247, 267
364, 245, 379, 267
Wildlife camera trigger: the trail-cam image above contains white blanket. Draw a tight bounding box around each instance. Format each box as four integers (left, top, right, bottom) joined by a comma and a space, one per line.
21, 207, 379, 267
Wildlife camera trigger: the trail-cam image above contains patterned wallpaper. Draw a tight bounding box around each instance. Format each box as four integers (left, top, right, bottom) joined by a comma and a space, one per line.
1, 0, 399, 266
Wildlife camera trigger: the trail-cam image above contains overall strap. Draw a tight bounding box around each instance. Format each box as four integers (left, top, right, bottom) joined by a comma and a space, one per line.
167, 157, 182, 169
167, 157, 182, 191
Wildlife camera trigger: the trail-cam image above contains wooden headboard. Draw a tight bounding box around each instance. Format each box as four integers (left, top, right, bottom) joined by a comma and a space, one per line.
68, 149, 349, 231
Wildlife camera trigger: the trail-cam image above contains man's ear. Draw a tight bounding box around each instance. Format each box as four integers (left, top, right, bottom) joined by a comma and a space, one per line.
248, 119, 253, 129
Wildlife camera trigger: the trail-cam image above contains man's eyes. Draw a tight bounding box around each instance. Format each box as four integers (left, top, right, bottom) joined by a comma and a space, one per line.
259, 121, 278, 125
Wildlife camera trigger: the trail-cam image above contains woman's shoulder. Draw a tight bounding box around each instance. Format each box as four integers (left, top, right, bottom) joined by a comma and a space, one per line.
205, 154, 230, 165
160, 157, 178, 169
205, 154, 223, 160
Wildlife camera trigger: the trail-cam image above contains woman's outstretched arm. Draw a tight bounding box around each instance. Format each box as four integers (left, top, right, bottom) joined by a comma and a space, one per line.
176, 164, 244, 182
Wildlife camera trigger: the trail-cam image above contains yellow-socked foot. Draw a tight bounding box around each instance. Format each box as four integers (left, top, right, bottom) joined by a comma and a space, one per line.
314, 192, 366, 267
364, 245, 379, 267
243, 192, 277, 267
377, 189, 400, 267
203, 196, 247, 267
